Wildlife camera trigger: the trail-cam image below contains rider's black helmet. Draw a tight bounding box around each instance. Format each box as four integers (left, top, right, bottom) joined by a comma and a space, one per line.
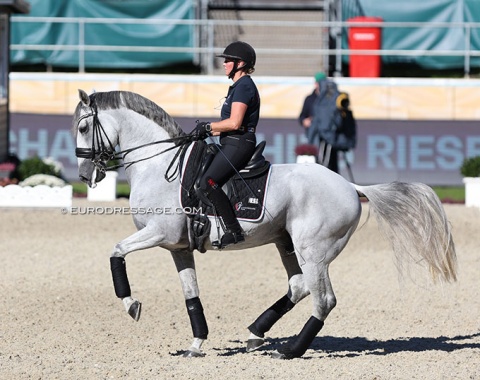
217, 41, 256, 69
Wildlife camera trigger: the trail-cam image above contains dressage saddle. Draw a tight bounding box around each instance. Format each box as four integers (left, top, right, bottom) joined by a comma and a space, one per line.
194, 140, 268, 195
182, 140, 270, 252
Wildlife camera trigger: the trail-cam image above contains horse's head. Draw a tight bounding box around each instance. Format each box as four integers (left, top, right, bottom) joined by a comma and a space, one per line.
73, 89, 118, 188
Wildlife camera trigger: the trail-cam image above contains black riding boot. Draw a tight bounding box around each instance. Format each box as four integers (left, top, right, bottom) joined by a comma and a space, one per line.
207, 187, 244, 249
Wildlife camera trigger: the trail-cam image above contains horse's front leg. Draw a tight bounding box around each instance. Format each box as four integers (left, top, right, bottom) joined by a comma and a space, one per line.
110, 225, 166, 321
171, 249, 208, 358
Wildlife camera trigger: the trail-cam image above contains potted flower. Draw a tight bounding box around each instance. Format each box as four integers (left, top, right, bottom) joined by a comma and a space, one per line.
460, 156, 480, 208
295, 144, 319, 164
0, 162, 16, 179
0, 154, 21, 184
0, 156, 72, 208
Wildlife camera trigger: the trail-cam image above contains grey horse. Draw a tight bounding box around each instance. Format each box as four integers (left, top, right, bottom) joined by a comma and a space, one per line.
73, 89, 457, 359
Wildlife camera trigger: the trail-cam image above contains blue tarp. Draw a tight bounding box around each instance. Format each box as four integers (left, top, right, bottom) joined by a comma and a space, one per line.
344, 0, 480, 69
10, 0, 194, 68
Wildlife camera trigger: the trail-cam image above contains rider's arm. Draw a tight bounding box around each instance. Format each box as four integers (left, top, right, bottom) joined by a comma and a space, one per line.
210, 102, 247, 135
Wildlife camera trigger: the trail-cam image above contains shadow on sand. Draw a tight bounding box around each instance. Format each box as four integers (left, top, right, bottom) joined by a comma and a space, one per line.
170, 332, 480, 358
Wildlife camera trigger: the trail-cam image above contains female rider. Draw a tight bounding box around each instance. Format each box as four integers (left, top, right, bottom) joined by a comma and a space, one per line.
191, 41, 260, 249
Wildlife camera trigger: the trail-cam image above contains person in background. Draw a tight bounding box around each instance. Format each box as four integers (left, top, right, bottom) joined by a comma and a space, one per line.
189, 41, 260, 249
298, 72, 339, 173
298, 71, 325, 134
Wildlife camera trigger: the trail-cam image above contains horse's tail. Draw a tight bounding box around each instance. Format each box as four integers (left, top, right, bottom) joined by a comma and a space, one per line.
354, 182, 457, 283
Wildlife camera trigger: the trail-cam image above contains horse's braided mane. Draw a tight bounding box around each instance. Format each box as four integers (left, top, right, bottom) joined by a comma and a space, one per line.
76, 91, 186, 138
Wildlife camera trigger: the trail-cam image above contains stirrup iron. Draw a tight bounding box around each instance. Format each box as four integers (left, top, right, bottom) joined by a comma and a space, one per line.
212, 230, 245, 250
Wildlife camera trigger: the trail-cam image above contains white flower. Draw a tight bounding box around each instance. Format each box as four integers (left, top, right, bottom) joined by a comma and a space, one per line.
19, 174, 66, 187
42, 157, 63, 176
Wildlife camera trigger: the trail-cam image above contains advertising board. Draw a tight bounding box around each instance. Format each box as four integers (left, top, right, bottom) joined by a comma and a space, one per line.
10, 113, 478, 185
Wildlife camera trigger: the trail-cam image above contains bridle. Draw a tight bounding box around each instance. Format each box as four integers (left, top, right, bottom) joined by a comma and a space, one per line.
74, 96, 193, 181
75, 100, 117, 172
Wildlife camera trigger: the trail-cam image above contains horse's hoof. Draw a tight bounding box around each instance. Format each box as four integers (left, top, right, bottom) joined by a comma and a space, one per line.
183, 348, 205, 358
127, 300, 142, 321
246, 338, 265, 352
271, 350, 288, 360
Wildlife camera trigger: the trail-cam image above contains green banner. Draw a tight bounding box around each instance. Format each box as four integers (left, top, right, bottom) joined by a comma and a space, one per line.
11, 0, 194, 68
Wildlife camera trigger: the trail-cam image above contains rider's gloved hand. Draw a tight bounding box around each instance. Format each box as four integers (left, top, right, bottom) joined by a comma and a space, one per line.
190, 121, 212, 141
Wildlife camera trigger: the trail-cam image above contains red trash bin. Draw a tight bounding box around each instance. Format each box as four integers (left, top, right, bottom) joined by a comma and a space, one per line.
348, 16, 383, 77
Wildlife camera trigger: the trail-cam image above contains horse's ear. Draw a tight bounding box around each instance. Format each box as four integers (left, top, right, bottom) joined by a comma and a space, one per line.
78, 89, 90, 106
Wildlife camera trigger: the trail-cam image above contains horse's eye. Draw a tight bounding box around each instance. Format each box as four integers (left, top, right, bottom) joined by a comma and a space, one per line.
79, 124, 89, 134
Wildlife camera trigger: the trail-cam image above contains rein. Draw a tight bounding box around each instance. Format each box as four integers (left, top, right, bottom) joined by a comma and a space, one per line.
75, 98, 193, 181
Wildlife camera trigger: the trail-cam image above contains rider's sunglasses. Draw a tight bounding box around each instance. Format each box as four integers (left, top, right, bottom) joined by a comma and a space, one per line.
224, 58, 234, 63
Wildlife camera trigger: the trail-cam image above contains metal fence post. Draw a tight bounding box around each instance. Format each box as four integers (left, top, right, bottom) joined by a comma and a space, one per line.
78, 19, 85, 73
464, 23, 471, 78
206, 20, 214, 75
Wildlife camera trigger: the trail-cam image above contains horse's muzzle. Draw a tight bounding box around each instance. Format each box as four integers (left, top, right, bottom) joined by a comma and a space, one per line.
78, 159, 106, 187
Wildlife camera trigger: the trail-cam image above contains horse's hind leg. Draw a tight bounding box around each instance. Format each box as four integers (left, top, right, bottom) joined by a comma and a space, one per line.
171, 249, 208, 358
246, 237, 310, 352
273, 261, 336, 360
